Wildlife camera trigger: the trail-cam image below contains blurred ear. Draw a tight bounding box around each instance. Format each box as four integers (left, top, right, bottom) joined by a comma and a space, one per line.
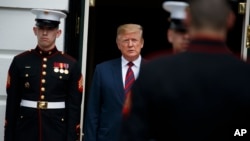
33, 27, 38, 35
140, 38, 144, 48
56, 29, 62, 38
227, 11, 235, 29
116, 38, 121, 50
183, 6, 190, 28
167, 29, 173, 43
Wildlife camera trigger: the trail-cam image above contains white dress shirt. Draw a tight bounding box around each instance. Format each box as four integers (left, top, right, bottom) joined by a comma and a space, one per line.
121, 55, 141, 88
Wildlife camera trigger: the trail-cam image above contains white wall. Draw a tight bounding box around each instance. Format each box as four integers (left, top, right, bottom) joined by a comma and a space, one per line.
0, 1, 69, 140
0, 0, 69, 11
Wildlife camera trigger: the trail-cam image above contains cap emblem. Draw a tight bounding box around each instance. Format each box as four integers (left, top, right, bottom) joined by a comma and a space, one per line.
44, 11, 49, 15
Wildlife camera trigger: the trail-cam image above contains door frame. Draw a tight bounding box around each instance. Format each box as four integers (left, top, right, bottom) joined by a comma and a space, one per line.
241, 0, 250, 61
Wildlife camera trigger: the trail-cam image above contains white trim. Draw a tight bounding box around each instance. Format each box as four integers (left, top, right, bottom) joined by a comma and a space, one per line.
20, 100, 65, 109
241, 0, 250, 61
80, 0, 90, 140
0, 0, 69, 11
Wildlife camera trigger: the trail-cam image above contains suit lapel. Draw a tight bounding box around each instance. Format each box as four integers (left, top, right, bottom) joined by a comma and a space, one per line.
112, 59, 126, 103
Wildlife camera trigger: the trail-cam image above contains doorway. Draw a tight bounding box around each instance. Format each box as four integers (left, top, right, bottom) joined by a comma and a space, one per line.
81, 0, 244, 139
84, 0, 243, 99
85, 0, 172, 94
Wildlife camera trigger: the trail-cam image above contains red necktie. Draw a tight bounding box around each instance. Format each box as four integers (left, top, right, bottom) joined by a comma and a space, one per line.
124, 62, 135, 95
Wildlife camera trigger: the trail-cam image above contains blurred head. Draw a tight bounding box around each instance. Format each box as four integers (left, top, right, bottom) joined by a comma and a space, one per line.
163, 1, 190, 53
185, 0, 235, 37
116, 24, 144, 61
168, 28, 189, 53
31, 9, 66, 51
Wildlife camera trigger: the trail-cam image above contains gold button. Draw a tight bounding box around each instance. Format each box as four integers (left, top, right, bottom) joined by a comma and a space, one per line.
41, 87, 45, 92
59, 69, 64, 74
25, 74, 29, 77
49, 51, 52, 55
43, 58, 47, 62
41, 79, 46, 83
64, 70, 69, 74
40, 51, 42, 54
61, 118, 64, 122
59, 76, 62, 79
54, 68, 59, 73
42, 71, 46, 75
43, 64, 47, 68
40, 95, 45, 100
24, 82, 30, 88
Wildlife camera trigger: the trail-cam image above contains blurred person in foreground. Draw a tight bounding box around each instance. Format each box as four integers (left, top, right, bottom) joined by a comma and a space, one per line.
120, 0, 250, 140
83, 23, 147, 141
4, 9, 83, 141
146, 1, 189, 60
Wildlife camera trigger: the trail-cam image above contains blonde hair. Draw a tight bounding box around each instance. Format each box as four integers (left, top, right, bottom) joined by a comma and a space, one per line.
116, 23, 143, 40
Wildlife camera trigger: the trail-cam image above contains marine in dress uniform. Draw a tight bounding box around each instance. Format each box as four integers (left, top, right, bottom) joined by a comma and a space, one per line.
145, 1, 189, 60
4, 9, 83, 141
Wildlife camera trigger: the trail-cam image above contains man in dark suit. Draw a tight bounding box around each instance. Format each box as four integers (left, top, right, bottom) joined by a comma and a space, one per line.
4, 9, 83, 141
83, 23, 146, 141
120, 0, 250, 141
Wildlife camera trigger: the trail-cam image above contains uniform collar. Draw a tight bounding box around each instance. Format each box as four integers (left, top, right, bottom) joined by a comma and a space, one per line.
34, 46, 59, 57
187, 37, 232, 54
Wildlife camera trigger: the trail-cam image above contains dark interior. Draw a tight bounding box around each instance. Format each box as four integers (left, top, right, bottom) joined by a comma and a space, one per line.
64, 0, 245, 137
84, 0, 243, 95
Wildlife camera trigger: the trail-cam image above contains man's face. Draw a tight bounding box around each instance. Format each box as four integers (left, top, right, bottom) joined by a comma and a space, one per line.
33, 26, 61, 51
168, 29, 189, 53
116, 31, 144, 61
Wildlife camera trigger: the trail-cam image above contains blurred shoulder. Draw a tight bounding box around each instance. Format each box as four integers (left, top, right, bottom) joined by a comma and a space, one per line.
97, 58, 121, 66
60, 51, 77, 62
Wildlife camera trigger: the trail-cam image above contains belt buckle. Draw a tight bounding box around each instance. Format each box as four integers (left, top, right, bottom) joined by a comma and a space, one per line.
37, 101, 48, 109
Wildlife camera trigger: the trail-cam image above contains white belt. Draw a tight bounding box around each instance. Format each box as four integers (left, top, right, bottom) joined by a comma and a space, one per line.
20, 99, 65, 109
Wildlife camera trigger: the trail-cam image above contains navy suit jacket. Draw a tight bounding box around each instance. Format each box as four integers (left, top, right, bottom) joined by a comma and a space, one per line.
83, 57, 146, 141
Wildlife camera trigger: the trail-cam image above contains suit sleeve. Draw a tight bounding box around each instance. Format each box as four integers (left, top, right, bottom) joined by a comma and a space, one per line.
5, 57, 22, 141
83, 66, 102, 141
67, 62, 83, 141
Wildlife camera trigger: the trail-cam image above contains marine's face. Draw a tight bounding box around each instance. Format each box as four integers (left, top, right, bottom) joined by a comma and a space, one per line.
33, 26, 61, 51
168, 29, 189, 53
116, 31, 144, 61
